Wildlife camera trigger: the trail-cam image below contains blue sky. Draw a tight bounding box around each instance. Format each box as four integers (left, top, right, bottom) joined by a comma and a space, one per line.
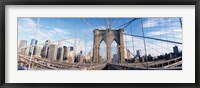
18, 18, 182, 59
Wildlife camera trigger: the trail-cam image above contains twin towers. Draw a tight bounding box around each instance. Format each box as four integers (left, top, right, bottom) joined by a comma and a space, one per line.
93, 29, 125, 64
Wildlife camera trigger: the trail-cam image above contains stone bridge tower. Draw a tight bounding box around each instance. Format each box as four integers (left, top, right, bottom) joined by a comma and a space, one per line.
93, 29, 125, 64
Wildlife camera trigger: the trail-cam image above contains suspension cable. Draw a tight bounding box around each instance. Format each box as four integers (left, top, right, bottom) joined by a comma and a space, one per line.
116, 18, 139, 29
124, 33, 182, 44
80, 18, 94, 29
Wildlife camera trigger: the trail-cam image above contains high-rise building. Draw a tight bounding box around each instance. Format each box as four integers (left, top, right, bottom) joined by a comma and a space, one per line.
19, 40, 27, 48
68, 56, 73, 63
25, 47, 30, 56
67, 46, 75, 63
33, 46, 37, 55
80, 51, 83, 55
70, 46, 74, 51
47, 44, 57, 60
57, 47, 64, 62
58, 41, 64, 47
34, 45, 43, 57
63, 46, 68, 60
86, 52, 92, 63
136, 50, 142, 57
41, 40, 51, 58
30, 39, 38, 46
29, 39, 38, 55
79, 41, 83, 53
78, 54, 84, 64
41, 46, 48, 58
69, 51, 75, 63
74, 39, 78, 56
173, 46, 179, 57
112, 54, 118, 63
19, 40, 27, 54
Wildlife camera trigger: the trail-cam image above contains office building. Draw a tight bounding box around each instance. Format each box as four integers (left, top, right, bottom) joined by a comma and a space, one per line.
86, 52, 92, 63
34, 45, 43, 57
80, 51, 83, 55
136, 50, 142, 57
19, 40, 27, 48
70, 46, 74, 51
57, 47, 64, 62
19, 40, 27, 54
112, 54, 118, 63
173, 46, 179, 57
29, 39, 38, 55
41, 40, 51, 58
79, 41, 83, 54
47, 44, 57, 60
63, 46, 68, 60
25, 47, 30, 56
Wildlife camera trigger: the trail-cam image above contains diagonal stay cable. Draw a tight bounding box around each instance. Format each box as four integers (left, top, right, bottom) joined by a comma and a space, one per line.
123, 18, 140, 29
116, 18, 139, 29
80, 18, 94, 30
124, 33, 182, 45
111, 18, 121, 28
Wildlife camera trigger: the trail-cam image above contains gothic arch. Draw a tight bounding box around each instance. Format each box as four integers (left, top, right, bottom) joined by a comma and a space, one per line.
93, 29, 125, 64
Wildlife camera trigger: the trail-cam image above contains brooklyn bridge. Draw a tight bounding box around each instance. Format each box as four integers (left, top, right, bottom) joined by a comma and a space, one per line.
17, 18, 182, 70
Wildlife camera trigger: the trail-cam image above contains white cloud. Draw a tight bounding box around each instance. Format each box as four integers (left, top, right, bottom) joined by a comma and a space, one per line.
19, 18, 37, 28
142, 18, 172, 28
147, 28, 182, 36
18, 18, 72, 46
18, 18, 36, 33
124, 34, 182, 57
18, 18, 182, 59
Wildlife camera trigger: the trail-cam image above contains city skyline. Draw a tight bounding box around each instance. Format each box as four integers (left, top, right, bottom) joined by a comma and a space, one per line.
17, 17, 183, 70
18, 18, 182, 59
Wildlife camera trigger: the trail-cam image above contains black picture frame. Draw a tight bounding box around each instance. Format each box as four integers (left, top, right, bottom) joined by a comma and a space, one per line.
0, 0, 200, 88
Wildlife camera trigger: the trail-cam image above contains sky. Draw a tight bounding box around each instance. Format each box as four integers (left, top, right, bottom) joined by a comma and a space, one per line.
18, 17, 182, 59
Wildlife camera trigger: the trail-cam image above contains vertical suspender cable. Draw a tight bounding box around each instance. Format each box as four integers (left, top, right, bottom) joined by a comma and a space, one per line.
28, 17, 40, 70
131, 23, 135, 56
141, 18, 148, 69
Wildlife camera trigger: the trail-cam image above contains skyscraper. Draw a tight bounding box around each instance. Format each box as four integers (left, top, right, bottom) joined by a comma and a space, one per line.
136, 50, 142, 57
112, 54, 118, 63
30, 39, 38, 45
19, 40, 27, 54
63, 46, 68, 60
29, 39, 38, 55
80, 51, 83, 55
57, 47, 64, 62
19, 40, 27, 48
25, 47, 30, 56
173, 46, 179, 57
47, 44, 57, 61
41, 40, 51, 58
86, 52, 92, 63
34, 45, 43, 57
58, 41, 64, 47
79, 41, 83, 54
70, 46, 74, 51
69, 51, 74, 63
67, 46, 76, 63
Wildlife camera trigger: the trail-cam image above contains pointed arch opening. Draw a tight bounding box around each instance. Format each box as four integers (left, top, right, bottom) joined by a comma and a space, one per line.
99, 40, 107, 64
110, 40, 118, 64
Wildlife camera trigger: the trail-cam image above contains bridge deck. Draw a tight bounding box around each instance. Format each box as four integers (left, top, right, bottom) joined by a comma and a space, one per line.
18, 54, 182, 70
